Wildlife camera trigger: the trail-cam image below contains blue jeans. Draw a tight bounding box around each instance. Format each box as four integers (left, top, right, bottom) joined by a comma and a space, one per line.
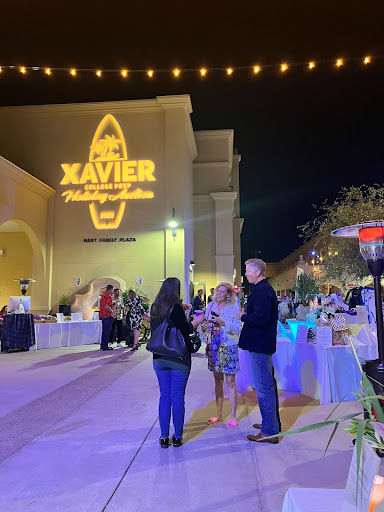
101, 317, 114, 349
153, 360, 190, 439
248, 352, 281, 436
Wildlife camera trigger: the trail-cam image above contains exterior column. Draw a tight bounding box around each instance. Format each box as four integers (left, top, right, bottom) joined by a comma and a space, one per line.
210, 192, 237, 284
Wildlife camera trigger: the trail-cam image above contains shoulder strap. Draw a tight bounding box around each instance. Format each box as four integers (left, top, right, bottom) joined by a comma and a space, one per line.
206, 301, 214, 317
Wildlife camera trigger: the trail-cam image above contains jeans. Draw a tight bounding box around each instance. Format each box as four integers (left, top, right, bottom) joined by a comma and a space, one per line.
153, 360, 190, 439
248, 352, 281, 436
109, 318, 122, 343
101, 316, 114, 350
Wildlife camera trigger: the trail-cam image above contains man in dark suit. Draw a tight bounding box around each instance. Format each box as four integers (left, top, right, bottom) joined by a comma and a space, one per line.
238, 258, 281, 443
192, 289, 205, 314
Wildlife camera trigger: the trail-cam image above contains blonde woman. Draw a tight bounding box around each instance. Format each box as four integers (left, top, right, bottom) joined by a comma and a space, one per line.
203, 282, 242, 428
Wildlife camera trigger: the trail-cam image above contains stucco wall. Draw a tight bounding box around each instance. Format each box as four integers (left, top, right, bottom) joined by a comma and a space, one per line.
0, 232, 33, 305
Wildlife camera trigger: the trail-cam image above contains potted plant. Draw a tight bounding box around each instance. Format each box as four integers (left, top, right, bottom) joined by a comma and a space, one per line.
58, 295, 71, 316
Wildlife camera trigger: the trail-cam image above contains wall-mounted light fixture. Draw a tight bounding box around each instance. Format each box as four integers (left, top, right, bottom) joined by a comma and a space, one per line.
168, 208, 178, 240
190, 260, 195, 266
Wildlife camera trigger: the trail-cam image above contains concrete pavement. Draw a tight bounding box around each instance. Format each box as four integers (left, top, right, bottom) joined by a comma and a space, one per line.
0, 345, 359, 511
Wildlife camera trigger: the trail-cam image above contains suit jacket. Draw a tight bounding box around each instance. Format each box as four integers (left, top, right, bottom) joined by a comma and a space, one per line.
239, 279, 278, 355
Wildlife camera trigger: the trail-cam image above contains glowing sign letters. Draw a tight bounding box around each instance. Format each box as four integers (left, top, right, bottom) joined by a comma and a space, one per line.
60, 114, 156, 229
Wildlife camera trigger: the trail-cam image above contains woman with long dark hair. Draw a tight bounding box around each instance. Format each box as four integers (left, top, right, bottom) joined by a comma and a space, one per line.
150, 277, 204, 448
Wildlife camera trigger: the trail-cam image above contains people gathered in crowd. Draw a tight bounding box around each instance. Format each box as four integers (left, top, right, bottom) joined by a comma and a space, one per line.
142, 258, 282, 447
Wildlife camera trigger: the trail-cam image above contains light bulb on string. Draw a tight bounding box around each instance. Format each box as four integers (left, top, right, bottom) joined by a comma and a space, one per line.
96, 70, 102, 77
226, 67, 233, 75
70, 68, 77, 76
200, 68, 207, 76
121, 69, 128, 77
308, 61, 315, 69
253, 65, 261, 74
336, 59, 343, 67
45, 68, 52, 76
281, 63, 288, 72
147, 69, 154, 78
364, 56, 371, 65
173, 68, 180, 77
20, 67, 27, 74
0, 67, 2, 73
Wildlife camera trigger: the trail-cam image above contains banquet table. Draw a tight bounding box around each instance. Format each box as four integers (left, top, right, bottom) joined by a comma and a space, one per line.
34, 320, 102, 350
237, 325, 378, 404
281, 488, 355, 512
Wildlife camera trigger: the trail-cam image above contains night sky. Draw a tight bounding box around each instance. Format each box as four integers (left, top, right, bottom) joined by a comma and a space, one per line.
1, 1, 384, 262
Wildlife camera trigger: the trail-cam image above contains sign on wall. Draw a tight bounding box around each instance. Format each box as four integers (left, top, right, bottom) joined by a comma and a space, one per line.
60, 115, 156, 230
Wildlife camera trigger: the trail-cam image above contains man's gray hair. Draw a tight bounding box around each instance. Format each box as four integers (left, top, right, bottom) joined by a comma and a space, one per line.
245, 258, 266, 276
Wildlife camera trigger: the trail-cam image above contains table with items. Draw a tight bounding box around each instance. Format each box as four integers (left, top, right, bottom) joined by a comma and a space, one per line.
237, 323, 378, 405
33, 320, 102, 350
1, 313, 36, 352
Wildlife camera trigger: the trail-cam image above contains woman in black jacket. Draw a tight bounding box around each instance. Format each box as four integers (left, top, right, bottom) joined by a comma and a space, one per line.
150, 277, 204, 448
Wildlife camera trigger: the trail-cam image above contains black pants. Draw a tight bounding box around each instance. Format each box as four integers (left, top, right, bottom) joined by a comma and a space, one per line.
109, 318, 122, 343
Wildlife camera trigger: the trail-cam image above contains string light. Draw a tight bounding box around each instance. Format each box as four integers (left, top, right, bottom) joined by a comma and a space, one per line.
0, 54, 380, 82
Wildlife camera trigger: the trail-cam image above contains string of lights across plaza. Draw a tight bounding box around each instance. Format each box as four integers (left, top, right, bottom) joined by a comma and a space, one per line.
0, 55, 381, 79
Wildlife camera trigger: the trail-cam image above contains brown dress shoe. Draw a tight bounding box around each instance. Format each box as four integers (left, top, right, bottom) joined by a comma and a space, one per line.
252, 423, 262, 429
247, 432, 279, 444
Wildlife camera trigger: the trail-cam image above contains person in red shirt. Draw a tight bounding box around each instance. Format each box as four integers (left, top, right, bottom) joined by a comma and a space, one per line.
99, 285, 114, 351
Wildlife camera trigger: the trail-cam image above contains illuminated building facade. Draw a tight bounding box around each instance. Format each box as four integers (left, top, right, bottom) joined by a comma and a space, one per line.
0, 95, 242, 314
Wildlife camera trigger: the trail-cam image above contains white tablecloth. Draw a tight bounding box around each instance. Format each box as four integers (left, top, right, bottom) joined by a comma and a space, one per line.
282, 488, 355, 512
237, 337, 293, 394
34, 321, 102, 349
237, 326, 378, 404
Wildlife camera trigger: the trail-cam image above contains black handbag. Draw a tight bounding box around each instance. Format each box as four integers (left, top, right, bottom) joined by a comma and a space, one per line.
146, 306, 189, 358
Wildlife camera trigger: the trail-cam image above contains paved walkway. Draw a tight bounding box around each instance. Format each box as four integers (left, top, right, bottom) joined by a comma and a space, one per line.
0, 345, 359, 511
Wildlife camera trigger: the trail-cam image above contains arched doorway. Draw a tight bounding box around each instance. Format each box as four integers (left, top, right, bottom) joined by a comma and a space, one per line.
50, 276, 126, 320
0, 220, 37, 307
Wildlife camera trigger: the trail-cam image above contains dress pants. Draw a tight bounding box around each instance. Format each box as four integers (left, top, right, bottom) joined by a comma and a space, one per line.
101, 316, 114, 350
108, 318, 122, 343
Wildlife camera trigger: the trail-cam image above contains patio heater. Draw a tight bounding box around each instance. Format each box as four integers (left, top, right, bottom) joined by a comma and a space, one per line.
332, 221, 384, 390
13, 278, 36, 295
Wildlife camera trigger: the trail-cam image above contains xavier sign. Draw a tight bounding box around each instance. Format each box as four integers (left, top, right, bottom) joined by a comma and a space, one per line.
60, 114, 156, 229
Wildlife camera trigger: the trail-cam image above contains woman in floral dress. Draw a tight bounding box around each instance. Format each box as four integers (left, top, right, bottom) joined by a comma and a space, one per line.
126, 290, 149, 350
201, 282, 241, 428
